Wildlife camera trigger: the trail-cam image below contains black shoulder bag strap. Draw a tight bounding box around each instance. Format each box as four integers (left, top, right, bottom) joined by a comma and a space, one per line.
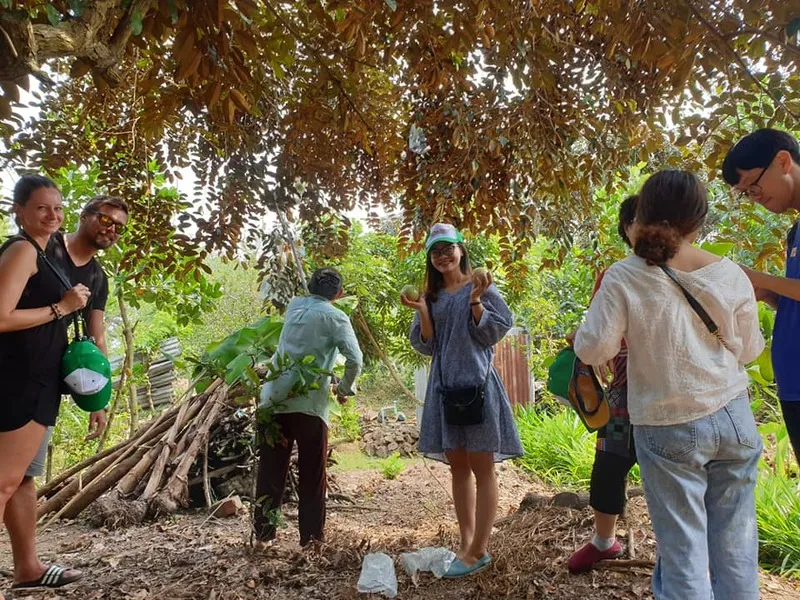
428, 297, 492, 390
659, 264, 732, 353
19, 231, 86, 339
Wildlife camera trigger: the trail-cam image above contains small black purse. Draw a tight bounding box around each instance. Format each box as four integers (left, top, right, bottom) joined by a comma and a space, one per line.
440, 372, 490, 426
430, 299, 491, 426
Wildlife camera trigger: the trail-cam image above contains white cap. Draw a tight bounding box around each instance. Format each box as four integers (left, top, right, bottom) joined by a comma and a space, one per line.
63, 368, 110, 395
425, 223, 463, 252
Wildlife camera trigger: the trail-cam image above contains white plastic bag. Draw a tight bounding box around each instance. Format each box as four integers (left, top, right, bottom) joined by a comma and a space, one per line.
399, 547, 456, 584
357, 552, 398, 598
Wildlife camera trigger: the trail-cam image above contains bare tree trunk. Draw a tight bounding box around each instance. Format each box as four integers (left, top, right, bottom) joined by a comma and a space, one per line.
274, 206, 308, 293
117, 289, 138, 437
45, 444, 53, 483
98, 354, 128, 452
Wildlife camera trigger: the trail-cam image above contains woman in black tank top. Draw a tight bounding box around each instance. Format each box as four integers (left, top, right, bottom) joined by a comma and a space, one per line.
0, 176, 90, 599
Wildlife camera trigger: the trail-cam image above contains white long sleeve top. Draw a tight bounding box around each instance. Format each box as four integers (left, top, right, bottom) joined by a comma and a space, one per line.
574, 256, 765, 426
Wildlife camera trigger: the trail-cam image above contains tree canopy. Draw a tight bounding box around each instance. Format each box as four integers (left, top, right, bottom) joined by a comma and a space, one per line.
1, 0, 798, 261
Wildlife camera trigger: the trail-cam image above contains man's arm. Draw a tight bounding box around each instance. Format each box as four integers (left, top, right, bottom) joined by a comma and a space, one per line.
741, 266, 800, 303
332, 315, 363, 398
87, 309, 107, 354
755, 287, 779, 310
86, 308, 107, 440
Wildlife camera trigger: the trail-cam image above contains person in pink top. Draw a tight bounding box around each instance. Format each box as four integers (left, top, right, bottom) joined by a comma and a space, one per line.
568, 195, 639, 573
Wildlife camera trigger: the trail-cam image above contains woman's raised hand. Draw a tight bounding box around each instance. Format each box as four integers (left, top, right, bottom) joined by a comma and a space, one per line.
470, 268, 493, 303
59, 284, 91, 314
400, 292, 427, 312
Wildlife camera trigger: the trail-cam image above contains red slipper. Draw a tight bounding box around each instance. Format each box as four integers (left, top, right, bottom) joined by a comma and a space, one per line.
568, 540, 623, 574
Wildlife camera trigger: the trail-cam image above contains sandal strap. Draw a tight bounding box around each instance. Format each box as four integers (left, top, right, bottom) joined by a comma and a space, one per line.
41, 565, 66, 586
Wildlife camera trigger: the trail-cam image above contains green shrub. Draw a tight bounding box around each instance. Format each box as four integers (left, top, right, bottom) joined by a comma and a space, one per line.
514, 406, 640, 488
330, 398, 362, 442
380, 452, 405, 480
756, 473, 800, 577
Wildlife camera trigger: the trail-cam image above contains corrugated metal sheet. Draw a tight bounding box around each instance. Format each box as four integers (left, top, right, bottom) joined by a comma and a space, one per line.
493, 328, 533, 407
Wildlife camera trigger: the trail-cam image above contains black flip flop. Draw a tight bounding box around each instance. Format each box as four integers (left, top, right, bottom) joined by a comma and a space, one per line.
11, 565, 83, 589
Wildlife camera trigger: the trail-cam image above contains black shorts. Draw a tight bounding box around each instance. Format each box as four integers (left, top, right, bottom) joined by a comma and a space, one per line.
589, 449, 637, 515
0, 378, 62, 432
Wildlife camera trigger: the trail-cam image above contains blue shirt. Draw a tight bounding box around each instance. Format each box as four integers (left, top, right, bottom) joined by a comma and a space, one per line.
259, 295, 363, 424
773, 222, 800, 402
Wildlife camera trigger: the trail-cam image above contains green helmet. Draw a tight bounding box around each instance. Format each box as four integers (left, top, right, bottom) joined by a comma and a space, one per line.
61, 339, 112, 412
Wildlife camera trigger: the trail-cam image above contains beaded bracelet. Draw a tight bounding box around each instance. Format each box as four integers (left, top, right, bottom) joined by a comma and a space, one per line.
50, 303, 63, 320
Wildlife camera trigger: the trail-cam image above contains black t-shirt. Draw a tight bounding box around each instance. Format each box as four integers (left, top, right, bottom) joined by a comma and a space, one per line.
46, 231, 109, 323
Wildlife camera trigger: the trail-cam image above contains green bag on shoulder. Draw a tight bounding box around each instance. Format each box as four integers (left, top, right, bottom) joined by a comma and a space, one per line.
547, 347, 575, 407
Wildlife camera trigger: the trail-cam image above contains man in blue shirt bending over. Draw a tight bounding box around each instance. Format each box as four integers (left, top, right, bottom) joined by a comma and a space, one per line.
723, 129, 800, 462
254, 267, 363, 548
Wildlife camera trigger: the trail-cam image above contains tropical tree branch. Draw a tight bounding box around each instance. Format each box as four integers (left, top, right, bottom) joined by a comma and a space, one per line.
0, 0, 156, 85
681, 0, 798, 119
722, 28, 800, 60
260, 0, 375, 133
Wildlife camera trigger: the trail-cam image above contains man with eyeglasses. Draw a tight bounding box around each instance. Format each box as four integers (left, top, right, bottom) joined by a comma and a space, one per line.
4, 195, 128, 592
722, 128, 800, 462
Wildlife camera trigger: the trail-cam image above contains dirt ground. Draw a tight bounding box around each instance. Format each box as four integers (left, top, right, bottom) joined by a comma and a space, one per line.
1, 459, 798, 600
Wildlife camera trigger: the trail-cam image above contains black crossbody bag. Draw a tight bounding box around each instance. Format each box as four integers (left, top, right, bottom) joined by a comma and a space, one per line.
659, 264, 733, 352
429, 299, 491, 426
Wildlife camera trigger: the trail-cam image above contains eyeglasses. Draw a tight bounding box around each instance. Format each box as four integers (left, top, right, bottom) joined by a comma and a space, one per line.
90, 210, 127, 234
430, 244, 457, 258
737, 152, 778, 202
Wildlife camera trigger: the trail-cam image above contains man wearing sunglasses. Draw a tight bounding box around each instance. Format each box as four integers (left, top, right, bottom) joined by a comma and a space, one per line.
4, 195, 128, 592
723, 129, 800, 463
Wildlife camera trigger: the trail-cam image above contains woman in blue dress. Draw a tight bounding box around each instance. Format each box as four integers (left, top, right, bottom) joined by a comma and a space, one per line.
401, 223, 523, 579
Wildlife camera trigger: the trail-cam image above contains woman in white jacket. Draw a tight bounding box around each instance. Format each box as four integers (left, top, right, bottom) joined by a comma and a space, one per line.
574, 170, 764, 600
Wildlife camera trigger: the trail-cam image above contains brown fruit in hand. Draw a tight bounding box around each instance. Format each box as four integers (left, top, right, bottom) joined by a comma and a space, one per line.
472, 267, 488, 278
401, 284, 420, 301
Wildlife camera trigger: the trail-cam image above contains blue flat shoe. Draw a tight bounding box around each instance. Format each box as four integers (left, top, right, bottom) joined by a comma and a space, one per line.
442, 554, 492, 579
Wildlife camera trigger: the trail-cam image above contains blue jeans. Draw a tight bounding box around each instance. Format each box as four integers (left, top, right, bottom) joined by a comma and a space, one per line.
634, 394, 762, 600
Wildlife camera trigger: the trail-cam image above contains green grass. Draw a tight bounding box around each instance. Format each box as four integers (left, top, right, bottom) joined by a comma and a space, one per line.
330, 448, 419, 473
514, 405, 800, 579
380, 452, 405, 480
756, 473, 800, 577
514, 405, 640, 487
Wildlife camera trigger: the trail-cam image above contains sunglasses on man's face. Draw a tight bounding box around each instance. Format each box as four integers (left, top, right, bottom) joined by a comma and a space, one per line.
91, 210, 127, 234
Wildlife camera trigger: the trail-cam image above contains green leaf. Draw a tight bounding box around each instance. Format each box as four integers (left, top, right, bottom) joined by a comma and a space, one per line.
747, 364, 770, 387
700, 241, 734, 257
131, 8, 144, 36
225, 353, 252, 385
385, 0, 398, 10
168, 0, 179, 23
758, 421, 783, 436
332, 295, 359, 316
754, 347, 774, 383
759, 303, 775, 338
45, 4, 61, 26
